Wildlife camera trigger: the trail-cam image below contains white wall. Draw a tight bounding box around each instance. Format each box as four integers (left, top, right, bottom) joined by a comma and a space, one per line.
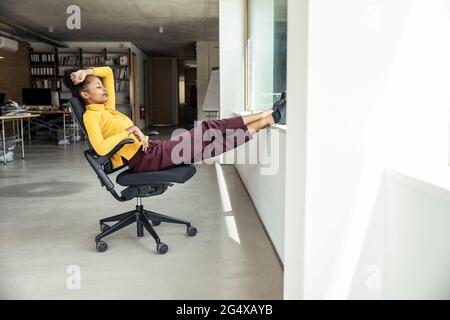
286, 0, 450, 299
347, 170, 450, 299
233, 125, 287, 261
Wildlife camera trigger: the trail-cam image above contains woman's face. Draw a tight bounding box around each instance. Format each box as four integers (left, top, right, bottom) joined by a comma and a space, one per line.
80, 76, 109, 105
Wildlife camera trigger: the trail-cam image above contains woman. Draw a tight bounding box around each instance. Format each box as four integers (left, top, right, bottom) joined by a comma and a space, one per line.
63, 67, 286, 173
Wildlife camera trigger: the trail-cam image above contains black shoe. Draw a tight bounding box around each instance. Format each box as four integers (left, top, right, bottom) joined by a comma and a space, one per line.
272, 91, 286, 112
272, 92, 286, 125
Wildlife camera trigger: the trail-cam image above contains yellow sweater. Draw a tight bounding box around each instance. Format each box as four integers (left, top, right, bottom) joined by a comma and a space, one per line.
83, 67, 141, 169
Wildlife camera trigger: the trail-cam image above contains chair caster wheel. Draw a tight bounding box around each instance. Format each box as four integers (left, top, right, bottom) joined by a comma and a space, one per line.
96, 241, 108, 253
100, 223, 110, 233
152, 220, 161, 226
187, 226, 197, 237
157, 243, 168, 254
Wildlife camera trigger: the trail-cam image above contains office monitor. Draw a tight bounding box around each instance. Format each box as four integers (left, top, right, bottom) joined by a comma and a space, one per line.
22, 88, 52, 107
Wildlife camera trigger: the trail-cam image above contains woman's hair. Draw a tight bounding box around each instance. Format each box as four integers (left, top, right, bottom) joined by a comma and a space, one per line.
62, 68, 91, 100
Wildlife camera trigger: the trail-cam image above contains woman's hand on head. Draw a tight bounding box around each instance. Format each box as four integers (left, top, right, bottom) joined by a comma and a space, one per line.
70, 70, 88, 85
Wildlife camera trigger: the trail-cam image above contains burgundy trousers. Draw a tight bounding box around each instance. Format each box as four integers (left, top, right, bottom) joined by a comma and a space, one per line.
128, 116, 252, 173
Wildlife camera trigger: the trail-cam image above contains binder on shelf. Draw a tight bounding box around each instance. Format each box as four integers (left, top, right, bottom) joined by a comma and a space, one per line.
31, 66, 56, 76
30, 53, 55, 64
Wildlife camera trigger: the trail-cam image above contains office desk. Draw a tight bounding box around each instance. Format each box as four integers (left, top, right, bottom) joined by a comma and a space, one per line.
0, 114, 41, 165
27, 110, 79, 147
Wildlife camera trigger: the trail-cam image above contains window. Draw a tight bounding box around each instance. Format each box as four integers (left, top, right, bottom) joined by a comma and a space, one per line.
246, 0, 287, 111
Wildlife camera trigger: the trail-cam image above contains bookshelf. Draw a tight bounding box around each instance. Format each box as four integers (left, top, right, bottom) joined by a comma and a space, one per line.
29, 47, 61, 91
29, 47, 132, 116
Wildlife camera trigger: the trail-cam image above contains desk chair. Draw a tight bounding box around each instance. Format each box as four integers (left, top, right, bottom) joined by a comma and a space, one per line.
69, 97, 197, 254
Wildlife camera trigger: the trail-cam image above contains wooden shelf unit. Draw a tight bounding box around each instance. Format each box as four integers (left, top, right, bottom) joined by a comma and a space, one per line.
29, 47, 133, 116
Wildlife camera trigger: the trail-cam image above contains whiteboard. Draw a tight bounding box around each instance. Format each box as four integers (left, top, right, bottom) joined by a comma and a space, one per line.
202, 69, 220, 112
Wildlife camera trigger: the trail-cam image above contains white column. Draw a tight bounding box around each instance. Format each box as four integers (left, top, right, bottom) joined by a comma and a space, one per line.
283, 0, 308, 300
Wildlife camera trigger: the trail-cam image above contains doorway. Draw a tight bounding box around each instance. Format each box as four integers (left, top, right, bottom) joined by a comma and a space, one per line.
149, 58, 177, 126
177, 58, 198, 126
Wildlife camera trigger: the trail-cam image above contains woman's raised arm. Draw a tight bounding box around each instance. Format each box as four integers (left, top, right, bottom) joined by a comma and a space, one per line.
92, 66, 116, 110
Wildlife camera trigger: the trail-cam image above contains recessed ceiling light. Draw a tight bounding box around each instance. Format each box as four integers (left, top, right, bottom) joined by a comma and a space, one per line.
0, 56, 4, 59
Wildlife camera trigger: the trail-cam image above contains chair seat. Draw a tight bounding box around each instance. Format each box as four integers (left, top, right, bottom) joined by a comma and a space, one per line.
116, 164, 196, 186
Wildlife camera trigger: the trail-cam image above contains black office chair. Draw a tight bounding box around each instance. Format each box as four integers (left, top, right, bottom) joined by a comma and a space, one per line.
68, 97, 197, 254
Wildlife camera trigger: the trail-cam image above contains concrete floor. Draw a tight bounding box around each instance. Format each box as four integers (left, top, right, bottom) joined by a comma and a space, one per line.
0, 140, 283, 299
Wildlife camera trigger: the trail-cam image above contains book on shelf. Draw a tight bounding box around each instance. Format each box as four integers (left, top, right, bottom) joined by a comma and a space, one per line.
120, 67, 128, 79
82, 56, 105, 67
113, 67, 128, 80
120, 80, 127, 92
114, 80, 128, 92
59, 56, 80, 66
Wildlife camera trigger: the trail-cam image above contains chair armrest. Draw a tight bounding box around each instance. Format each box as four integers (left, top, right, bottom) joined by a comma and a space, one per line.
85, 138, 135, 198
147, 130, 159, 136
96, 138, 135, 165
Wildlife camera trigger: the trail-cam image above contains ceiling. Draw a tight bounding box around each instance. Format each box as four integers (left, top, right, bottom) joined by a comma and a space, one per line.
0, 0, 219, 57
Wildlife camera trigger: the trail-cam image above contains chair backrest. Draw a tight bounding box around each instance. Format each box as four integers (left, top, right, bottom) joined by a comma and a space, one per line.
68, 97, 88, 137
69, 97, 94, 154
69, 97, 125, 174
69, 97, 143, 202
